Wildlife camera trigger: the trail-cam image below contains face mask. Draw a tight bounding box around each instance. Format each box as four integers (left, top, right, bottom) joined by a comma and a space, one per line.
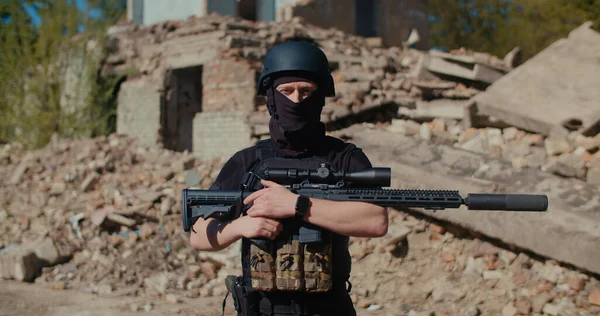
266, 78, 327, 156
272, 89, 324, 132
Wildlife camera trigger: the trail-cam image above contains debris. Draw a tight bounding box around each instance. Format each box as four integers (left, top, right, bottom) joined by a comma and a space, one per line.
590, 290, 600, 306
80, 172, 100, 192
515, 296, 532, 315
184, 170, 203, 188
472, 22, 600, 137
541, 153, 587, 179
426, 49, 507, 84
545, 138, 572, 156
532, 292, 552, 313
70, 213, 85, 241
8, 153, 33, 185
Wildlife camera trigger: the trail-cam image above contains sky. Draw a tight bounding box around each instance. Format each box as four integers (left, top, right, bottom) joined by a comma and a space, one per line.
16, 0, 103, 28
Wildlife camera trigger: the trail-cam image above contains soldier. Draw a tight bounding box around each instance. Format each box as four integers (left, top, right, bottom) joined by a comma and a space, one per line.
189, 41, 388, 316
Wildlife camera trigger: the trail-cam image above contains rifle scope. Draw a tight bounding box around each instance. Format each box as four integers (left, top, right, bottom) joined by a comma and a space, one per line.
263, 164, 391, 187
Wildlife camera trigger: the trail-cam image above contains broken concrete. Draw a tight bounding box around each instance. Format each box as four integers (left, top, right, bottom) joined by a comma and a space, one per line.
472, 22, 600, 137
426, 49, 508, 84
399, 99, 470, 121
332, 125, 600, 275
0, 238, 68, 282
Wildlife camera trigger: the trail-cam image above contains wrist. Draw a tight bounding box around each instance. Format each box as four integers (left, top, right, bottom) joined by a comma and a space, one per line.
227, 218, 244, 239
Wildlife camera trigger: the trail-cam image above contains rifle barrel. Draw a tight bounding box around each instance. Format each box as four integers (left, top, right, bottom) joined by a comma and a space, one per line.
465, 194, 548, 211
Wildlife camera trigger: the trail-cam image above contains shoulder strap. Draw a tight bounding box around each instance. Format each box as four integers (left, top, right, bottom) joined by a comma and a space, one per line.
323, 136, 358, 171
256, 139, 279, 161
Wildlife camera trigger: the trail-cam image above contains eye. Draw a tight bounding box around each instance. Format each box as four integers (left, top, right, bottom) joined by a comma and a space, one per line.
277, 88, 293, 95
299, 88, 314, 97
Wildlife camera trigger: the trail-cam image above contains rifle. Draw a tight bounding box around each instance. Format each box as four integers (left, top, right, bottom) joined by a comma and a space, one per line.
181, 165, 548, 246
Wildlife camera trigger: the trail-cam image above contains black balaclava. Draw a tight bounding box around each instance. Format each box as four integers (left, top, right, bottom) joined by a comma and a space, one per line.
267, 75, 327, 157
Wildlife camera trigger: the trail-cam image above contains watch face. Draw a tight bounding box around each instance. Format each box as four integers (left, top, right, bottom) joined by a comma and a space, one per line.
296, 196, 310, 213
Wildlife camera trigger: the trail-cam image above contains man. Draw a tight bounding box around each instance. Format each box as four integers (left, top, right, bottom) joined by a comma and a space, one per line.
189, 41, 388, 316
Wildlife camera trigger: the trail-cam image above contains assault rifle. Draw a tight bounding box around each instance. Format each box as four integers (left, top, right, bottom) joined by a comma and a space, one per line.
182, 165, 548, 246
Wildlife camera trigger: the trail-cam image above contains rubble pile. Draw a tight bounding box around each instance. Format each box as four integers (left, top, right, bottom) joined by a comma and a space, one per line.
385, 118, 600, 185
347, 212, 600, 315
0, 133, 230, 297
105, 14, 511, 131
1, 133, 599, 315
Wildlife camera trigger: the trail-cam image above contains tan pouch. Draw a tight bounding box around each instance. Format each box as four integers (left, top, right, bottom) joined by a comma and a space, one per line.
249, 243, 276, 291
303, 242, 332, 292
276, 239, 303, 290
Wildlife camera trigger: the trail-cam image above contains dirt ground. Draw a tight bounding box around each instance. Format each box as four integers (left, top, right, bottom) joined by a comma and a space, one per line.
0, 280, 233, 316
0, 281, 389, 316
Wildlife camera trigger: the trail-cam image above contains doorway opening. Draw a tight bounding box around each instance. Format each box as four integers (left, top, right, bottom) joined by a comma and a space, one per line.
238, 0, 257, 21
162, 66, 203, 152
355, 0, 377, 37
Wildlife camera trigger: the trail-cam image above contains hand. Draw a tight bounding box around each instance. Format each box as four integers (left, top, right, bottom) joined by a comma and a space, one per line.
232, 215, 283, 240
243, 179, 298, 219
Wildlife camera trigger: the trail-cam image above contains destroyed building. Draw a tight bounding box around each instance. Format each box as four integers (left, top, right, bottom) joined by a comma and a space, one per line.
127, 0, 430, 49
104, 13, 509, 161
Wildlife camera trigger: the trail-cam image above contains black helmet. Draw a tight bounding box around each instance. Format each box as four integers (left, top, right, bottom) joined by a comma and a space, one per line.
257, 41, 335, 97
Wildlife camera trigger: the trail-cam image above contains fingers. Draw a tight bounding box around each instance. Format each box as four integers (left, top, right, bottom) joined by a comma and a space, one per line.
261, 228, 277, 240
260, 179, 280, 187
244, 181, 284, 205
247, 203, 269, 217
243, 188, 267, 205
246, 194, 273, 217
254, 225, 277, 239
255, 218, 283, 240
262, 218, 283, 233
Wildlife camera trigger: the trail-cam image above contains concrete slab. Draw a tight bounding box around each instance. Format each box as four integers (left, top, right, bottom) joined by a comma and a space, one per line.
332, 125, 600, 275
472, 22, 600, 137
429, 49, 511, 73
399, 99, 469, 120
406, 51, 439, 81
426, 54, 505, 84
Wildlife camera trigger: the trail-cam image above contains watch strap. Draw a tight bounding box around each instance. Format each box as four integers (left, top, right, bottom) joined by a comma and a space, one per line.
294, 195, 311, 221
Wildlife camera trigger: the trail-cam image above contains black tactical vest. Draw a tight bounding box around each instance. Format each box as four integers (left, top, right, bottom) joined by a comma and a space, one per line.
240, 139, 353, 294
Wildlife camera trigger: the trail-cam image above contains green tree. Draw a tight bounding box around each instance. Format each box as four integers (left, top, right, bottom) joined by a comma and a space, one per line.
428, 0, 600, 61
0, 0, 126, 148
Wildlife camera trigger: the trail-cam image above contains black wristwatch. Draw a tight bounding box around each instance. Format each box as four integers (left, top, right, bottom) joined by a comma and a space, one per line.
294, 195, 311, 221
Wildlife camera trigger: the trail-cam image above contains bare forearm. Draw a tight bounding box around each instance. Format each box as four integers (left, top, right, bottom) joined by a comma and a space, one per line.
304, 199, 388, 237
189, 218, 241, 251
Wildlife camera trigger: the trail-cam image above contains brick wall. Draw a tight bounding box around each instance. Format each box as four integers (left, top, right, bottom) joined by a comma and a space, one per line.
117, 78, 162, 147
202, 57, 257, 113
192, 111, 253, 160
161, 31, 227, 69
